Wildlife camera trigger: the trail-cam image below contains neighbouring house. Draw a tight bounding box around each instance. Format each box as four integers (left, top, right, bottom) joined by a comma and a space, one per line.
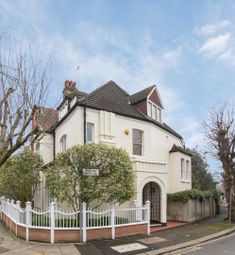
33, 80, 192, 225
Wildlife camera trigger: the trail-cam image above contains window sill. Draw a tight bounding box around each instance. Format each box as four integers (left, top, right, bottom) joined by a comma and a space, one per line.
132, 155, 144, 159
181, 180, 191, 184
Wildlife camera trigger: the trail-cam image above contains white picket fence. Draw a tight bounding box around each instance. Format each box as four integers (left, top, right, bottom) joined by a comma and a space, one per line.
0, 197, 150, 243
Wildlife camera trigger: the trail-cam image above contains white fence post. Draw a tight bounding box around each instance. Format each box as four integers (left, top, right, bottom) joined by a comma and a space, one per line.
15, 201, 21, 237
145, 200, 150, 235
11, 199, 14, 222
16, 201, 21, 224
133, 200, 137, 222
0, 197, 2, 219
1, 197, 4, 219
26, 201, 32, 241
50, 202, 55, 244
111, 203, 115, 239
82, 202, 87, 243
6, 199, 10, 216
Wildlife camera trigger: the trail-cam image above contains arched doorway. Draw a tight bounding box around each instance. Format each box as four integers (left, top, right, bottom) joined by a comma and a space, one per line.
143, 182, 161, 223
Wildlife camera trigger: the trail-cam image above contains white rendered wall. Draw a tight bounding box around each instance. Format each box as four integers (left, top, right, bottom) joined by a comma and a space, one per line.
168, 152, 192, 193
38, 105, 192, 218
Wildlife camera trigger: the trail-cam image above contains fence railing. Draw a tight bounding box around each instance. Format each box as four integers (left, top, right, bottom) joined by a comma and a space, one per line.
0, 197, 150, 243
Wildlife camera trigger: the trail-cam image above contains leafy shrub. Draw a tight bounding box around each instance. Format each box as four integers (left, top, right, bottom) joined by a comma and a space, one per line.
167, 189, 218, 203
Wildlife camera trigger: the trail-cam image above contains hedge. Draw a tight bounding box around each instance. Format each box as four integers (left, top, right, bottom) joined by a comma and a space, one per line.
167, 189, 219, 203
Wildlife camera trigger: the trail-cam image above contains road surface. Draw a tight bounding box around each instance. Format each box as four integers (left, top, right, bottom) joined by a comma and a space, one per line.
175, 233, 235, 255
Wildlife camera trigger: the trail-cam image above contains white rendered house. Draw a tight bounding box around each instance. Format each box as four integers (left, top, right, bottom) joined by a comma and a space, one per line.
34, 80, 192, 225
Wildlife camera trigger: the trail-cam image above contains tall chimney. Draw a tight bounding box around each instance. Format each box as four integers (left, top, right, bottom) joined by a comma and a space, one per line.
63, 80, 77, 98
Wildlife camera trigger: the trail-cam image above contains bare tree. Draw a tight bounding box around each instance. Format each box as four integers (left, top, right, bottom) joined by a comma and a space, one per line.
0, 32, 51, 168
205, 105, 235, 221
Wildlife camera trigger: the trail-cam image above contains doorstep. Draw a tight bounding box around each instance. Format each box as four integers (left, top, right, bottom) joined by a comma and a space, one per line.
151, 221, 187, 233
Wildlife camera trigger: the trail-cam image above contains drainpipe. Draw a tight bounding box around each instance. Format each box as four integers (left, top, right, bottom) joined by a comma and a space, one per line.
83, 96, 87, 144
53, 131, 56, 160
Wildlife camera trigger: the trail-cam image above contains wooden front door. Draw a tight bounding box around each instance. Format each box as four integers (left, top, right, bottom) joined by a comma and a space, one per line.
143, 182, 161, 223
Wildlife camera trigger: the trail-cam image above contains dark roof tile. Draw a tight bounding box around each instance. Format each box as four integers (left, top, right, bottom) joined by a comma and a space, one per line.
170, 144, 192, 156
130, 85, 155, 104
77, 81, 182, 139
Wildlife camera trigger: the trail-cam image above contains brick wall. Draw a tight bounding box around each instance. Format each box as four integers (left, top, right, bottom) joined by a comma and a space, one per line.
29, 228, 50, 242
116, 224, 147, 237
55, 229, 80, 243
1, 212, 148, 243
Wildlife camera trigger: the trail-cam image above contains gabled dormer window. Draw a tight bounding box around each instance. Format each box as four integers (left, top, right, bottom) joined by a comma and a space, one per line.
147, 100, 161, 122
59, 101, 68, 120
70, 96, 77, 108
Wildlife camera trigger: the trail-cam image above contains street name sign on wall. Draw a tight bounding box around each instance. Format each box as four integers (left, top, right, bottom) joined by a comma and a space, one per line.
82, 168, 100, 176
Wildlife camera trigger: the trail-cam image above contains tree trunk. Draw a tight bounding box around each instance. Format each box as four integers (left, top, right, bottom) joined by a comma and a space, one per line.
231, 202, 235, 222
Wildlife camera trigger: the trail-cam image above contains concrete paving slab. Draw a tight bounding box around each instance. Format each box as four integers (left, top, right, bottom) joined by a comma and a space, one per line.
111, 243, 148, 253
138, 237, 167, 244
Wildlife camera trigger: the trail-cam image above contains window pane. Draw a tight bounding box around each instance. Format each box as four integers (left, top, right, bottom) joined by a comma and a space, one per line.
133, 129, 142, 144
148, 102, 152, 117
133, 144, 142, 156
186, 160, 189, 180
181, 158, 185, 179
153, 105, 157, 120
87, 123, 94, 143
157, 108, 161, 122
133, 129, 143, 155
60, 135, 67, 152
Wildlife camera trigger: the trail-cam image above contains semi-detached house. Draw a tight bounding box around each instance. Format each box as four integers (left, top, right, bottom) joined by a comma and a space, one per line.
34, 80, 192, 225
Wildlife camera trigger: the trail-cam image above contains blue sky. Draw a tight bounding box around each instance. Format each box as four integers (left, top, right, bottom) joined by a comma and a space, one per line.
1, 0, 235, 175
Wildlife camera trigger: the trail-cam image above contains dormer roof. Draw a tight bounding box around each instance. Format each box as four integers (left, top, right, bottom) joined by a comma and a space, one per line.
130, 85, 156, 104
130, 85, 164, 109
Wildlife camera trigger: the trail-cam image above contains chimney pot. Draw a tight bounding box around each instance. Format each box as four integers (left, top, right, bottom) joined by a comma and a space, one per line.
65, 80, 69, 87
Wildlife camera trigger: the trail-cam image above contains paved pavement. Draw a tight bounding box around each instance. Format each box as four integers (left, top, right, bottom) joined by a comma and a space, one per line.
173, 232, 235, 255
76, 208, 232, 255
0, 221, 80, 255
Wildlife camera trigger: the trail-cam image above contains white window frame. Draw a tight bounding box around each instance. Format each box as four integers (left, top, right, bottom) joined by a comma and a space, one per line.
181, 158, 185, 180
60, 134, 67, 152
70, 96, 77, 108
186, 160, 190, 180
59, 101, 68, 120
35, 142, 40, 152
147, 100, 161, 122
86, 123, 94, 144
132, 129, 144, 156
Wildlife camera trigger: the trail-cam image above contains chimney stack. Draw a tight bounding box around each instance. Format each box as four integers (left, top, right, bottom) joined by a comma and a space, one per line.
63, 80, 77, 97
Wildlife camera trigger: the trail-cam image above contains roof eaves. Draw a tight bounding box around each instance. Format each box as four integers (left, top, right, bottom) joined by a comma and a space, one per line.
170, 144, 192, 156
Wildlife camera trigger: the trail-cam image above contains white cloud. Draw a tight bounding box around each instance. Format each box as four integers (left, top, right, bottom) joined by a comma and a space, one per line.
163, 47, 181, 66
196, 20, 231, 35
199, 33, 231, 56
217, 50, 235, 65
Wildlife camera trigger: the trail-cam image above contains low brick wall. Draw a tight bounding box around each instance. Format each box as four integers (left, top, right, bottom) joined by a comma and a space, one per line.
29, 228, 50, 242
1, 212, 148, 243
116, 224, 147, 237
55, 229, 80, 243
87, 227, 112, 240
167, 198, 216, 222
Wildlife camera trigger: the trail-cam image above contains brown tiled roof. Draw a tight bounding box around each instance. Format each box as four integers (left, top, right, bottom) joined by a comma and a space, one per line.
79, 80, 147, 120
76, 80, 182, 139
130, 85, 155, 104
38, 107, 58, 131
170, 144, 192, 156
